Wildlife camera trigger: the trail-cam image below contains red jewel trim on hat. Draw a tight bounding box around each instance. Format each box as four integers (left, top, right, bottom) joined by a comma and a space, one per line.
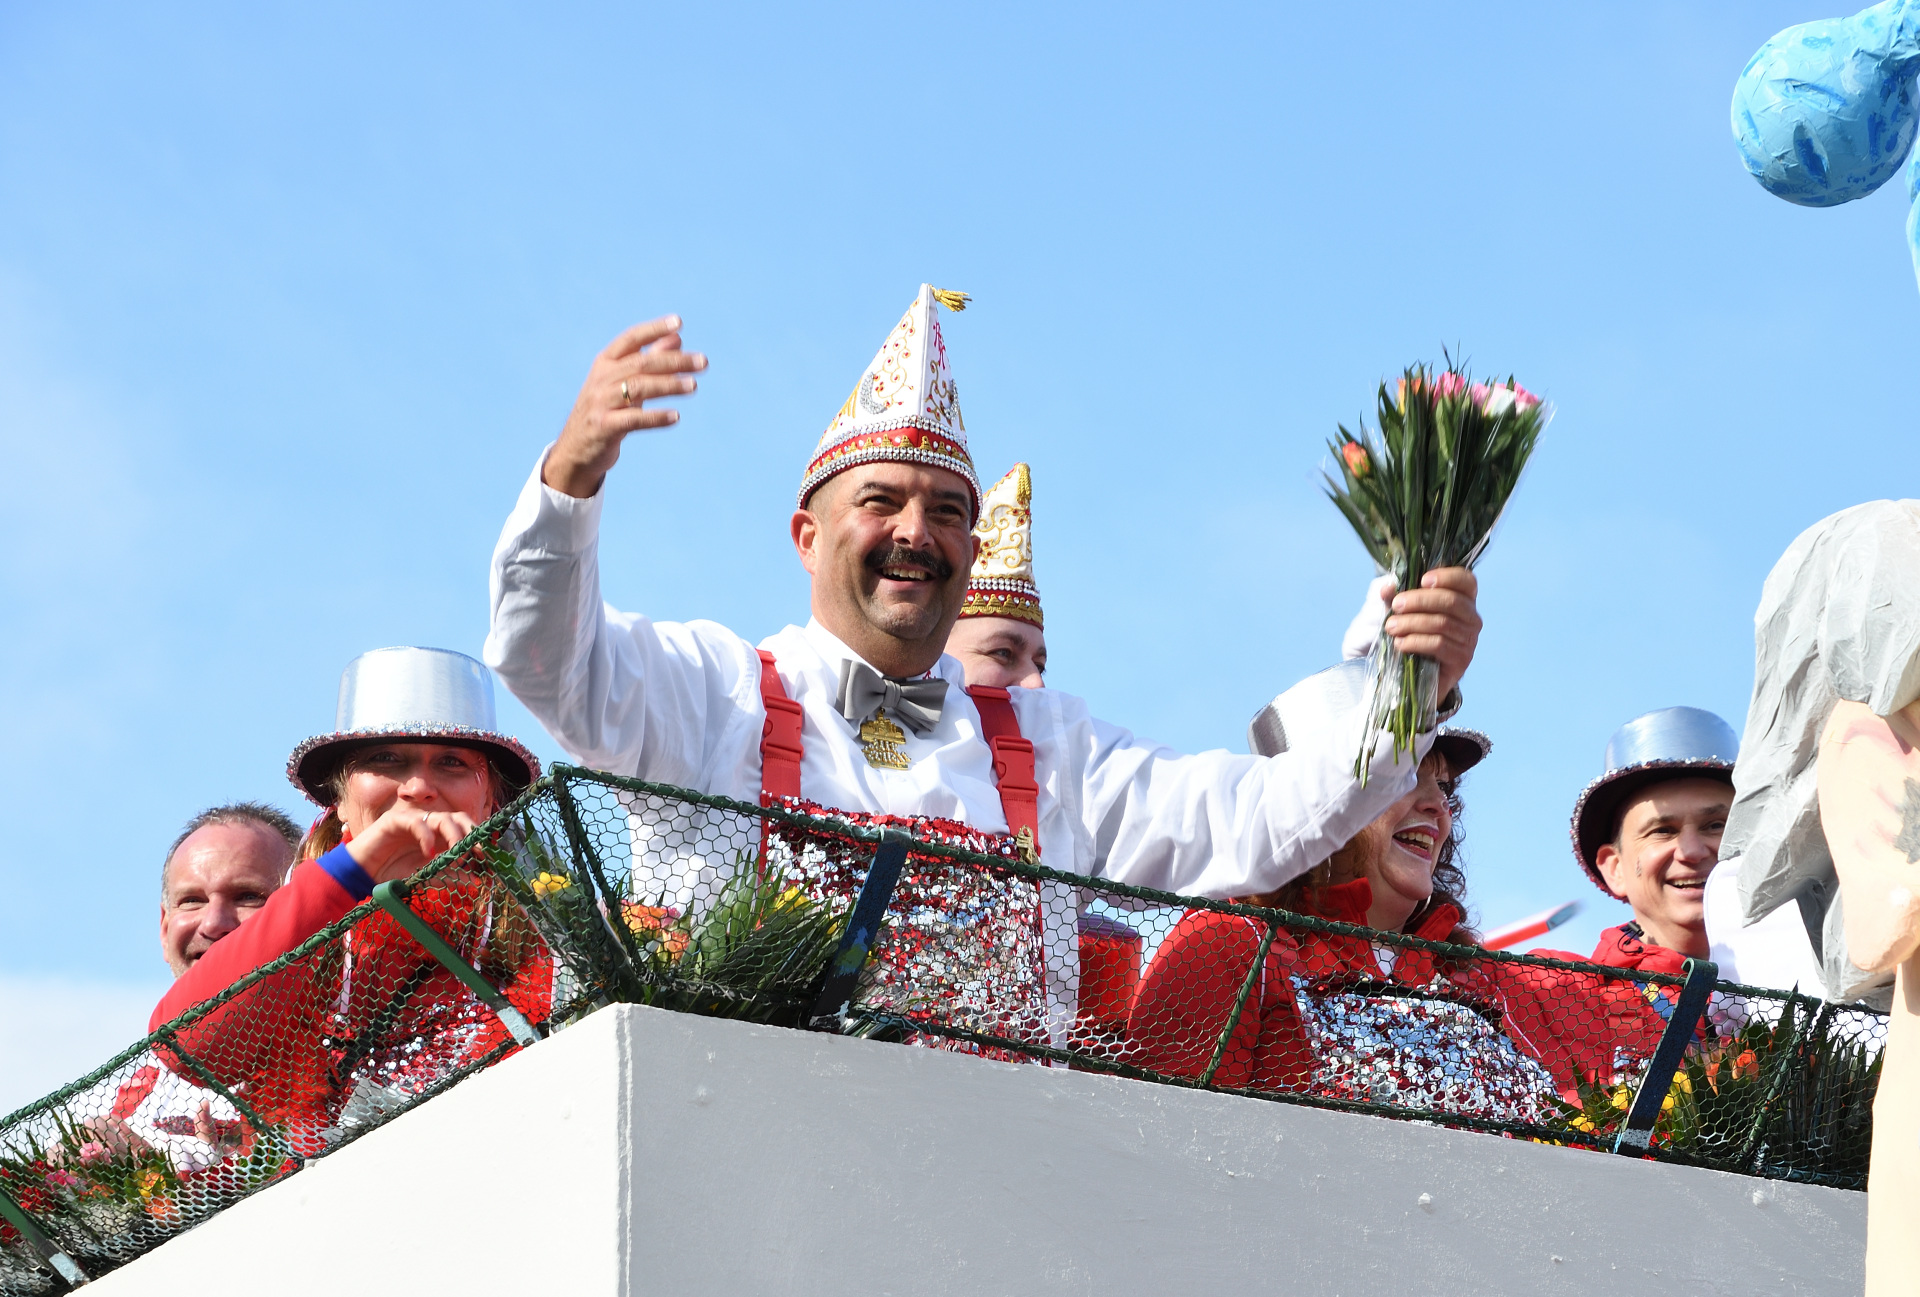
798, 424, 982, 510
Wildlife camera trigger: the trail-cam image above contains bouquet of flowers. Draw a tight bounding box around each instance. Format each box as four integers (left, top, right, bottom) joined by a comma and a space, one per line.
1325, 362, 1548, 779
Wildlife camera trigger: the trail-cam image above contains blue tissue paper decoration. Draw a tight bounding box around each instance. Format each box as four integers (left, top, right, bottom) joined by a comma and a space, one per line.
1732, 1, 1920, 207
1733, 1, 1920, 291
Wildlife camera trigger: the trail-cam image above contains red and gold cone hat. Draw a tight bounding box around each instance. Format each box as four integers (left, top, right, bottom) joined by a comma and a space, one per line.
799, 284, 981, 513
960, 463, 1042, 628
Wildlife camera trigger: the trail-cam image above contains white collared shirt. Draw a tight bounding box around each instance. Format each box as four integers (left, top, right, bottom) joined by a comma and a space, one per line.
485, 458, 1429, 1022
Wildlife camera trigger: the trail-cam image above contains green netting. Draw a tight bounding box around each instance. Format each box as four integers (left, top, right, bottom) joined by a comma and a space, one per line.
0, 767, 1887, 1291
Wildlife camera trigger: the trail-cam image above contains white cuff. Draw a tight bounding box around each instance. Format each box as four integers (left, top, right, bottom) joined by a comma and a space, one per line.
519, 444, 604, 555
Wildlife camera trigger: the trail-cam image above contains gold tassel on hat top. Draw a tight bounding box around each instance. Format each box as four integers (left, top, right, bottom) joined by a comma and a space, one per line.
930, 287, 971, 312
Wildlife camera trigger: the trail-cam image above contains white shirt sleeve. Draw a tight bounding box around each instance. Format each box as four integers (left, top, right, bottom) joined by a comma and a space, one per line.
1021, 687, 1431, 900
484, 456, 763, 786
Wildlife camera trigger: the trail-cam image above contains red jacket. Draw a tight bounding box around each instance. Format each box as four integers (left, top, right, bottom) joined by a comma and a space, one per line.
1126, 879, 1474, 1092
153, 848, 551, 1144
1128, 884, 1670, 1101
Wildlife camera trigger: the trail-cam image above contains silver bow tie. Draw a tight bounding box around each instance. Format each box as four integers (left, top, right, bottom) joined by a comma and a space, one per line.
835, 660, 948, 735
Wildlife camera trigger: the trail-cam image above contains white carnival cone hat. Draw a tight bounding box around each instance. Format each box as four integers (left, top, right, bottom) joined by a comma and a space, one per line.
799, 283, 981, 514
960, 463, 1042, 627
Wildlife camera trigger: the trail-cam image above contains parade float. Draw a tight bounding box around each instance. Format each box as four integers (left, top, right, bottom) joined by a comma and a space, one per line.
0, 717, 1885, 1292
7, 9, 1920, 1286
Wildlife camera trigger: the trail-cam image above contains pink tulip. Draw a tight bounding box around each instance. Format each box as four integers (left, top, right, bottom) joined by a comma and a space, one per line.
1510, 383, 1541, 411
77, 1141, 110, 1165
1432, 372, 1467, 399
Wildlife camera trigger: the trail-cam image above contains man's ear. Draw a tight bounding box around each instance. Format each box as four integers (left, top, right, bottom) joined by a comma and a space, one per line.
792, 509, 821, 576
1593, 843, 1628, 899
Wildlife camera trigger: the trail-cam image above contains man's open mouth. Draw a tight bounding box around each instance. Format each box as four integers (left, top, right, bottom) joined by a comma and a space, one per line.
1668, 879, 1706, 891
867, 545, 952, 585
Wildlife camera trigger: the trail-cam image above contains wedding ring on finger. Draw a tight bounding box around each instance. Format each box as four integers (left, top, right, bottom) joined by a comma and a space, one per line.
620, 380, 632, 407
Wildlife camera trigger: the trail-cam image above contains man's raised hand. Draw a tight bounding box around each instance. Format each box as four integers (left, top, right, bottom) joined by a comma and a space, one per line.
542, 316, 708, 499
1382, 567, 1482, 703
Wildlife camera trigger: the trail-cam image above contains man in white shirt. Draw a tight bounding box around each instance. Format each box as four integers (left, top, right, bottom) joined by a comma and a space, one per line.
485, 288, 1485, 1029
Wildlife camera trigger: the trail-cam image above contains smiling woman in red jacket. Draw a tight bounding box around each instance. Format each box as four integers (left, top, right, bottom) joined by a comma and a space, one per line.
1128, 709, 1669, 1118
1125, 729, 1573, 1123
151, 648, 545, 1147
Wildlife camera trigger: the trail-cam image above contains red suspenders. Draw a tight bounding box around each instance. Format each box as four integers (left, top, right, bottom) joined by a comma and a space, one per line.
965, 684, 1041, 861
754, 651, 1040, 858
756, 649, 806, 801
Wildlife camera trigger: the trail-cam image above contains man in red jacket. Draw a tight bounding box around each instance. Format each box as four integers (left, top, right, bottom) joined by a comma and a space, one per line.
1541, 707, 1739, 974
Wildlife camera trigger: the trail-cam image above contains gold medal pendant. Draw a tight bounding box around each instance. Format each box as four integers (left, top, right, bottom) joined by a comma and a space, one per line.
859, 709, 912, 770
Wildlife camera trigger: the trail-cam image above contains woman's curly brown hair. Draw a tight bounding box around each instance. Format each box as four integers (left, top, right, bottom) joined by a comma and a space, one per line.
1247, 766, 1476, 942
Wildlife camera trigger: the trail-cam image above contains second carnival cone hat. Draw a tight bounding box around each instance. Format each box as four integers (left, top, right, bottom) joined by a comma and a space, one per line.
1569, 706, 1738, 893
1247, 660, 1490, 774
800, 284, 982, 515
286, 647, 541, 805
960, 463, 1043, 627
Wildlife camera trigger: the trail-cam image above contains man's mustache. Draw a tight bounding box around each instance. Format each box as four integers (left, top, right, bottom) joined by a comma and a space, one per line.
864, 544, 954, 581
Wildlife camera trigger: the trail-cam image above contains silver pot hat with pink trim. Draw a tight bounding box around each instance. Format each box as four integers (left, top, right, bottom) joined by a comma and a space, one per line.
1246, 660, 1490, 775
286, 647, 541, 806
1569, 706, 1737, 893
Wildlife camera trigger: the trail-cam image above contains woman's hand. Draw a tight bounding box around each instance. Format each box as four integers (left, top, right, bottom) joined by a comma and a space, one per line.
344, 804, 478, 885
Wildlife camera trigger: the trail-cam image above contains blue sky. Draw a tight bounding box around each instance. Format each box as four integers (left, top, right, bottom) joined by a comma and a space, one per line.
2, 1, 1915, 1102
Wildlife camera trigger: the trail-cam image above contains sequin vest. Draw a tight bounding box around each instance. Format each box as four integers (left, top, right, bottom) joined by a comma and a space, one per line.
756, 649, 1054, 1053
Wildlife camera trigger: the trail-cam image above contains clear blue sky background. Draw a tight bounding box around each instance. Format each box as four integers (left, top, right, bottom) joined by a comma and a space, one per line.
2, 1, 1914, 1103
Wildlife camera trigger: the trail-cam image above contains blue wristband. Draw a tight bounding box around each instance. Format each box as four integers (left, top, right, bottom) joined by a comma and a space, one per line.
315, 843, 374, 903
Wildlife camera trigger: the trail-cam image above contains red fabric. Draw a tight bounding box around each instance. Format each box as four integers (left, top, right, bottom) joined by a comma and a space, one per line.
967, 685, 1039, 854
110, 1065, 160, 1121
1128, 880, 1464, 1091
1562, 923, 1689, 976
756, 648, 805, 802
1076, 920, 1143, 1035
1128, 881, 1670, 1100
149, 858, 553, 1146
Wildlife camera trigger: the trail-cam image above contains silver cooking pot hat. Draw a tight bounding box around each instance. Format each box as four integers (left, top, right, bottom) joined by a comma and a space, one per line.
1246, 660, 1489, 774
1569, 706, 1737, 892
286, 646, 541, 805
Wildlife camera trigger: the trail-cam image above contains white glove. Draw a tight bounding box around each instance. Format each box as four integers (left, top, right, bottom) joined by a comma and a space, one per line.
1341, 574, 1397, 660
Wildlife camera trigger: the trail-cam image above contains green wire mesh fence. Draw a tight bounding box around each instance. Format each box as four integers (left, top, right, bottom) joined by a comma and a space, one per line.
0, 766, 1887, 1291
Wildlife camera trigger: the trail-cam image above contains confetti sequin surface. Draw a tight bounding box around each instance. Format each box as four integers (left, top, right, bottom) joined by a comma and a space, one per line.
767, 801, 1052, 1059
1295, 976, 1561, 1124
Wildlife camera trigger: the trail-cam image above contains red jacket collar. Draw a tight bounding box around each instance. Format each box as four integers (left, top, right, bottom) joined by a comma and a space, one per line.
1589, 922, 1689, 975
1301, 878, 1464, 942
